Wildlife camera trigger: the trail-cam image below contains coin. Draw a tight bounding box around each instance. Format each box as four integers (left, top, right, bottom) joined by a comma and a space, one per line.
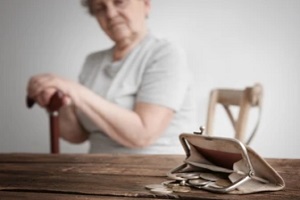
150, 188, 173, 194
162, 180, 180, 188
207, 182, 223, 189
145, 184, 165, 190
168, 173, 186, 180
176, 172, 200, 179
188, 178, 211, 186
215, 179, 231, 187
180, 180, 187, 186
172, 185, 191, 193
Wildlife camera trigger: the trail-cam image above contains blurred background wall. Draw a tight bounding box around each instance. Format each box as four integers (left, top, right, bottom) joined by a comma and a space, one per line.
0, 0, 299, 157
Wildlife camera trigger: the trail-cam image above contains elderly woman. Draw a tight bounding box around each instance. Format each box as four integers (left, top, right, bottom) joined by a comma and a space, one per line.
27, 0, 195, 154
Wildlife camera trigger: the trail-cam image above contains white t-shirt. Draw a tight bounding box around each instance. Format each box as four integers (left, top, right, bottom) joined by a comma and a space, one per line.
77, 33, 196, 154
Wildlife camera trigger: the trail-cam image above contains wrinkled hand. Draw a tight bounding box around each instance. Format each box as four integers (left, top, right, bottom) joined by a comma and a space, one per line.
27, 73, 81, 108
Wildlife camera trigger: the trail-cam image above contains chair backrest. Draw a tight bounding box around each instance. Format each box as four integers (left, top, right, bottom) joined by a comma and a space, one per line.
205, 83, 263, 144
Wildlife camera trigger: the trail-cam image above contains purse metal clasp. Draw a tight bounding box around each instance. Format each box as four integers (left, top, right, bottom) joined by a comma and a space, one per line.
193, 126, 205, 135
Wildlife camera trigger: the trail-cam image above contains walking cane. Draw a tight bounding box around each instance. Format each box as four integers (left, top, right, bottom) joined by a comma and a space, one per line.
27, 91, 64, 154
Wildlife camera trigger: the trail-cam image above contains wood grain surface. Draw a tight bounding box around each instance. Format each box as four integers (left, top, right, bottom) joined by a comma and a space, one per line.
0, 154, 299, 199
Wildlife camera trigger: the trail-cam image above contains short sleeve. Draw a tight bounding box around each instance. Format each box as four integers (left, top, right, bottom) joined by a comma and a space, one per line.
78, 52, 100, 85
78, 50, 109, 86
136, 42, 191, 112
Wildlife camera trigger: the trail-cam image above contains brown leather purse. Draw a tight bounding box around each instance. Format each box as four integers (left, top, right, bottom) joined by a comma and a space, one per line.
167, 132, 285, 194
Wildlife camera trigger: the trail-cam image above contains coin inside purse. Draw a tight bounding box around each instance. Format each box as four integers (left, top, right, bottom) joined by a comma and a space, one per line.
168, 134, 254, 193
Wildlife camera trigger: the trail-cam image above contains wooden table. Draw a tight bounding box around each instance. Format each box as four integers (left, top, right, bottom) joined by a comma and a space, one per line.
0, 154, 299, 199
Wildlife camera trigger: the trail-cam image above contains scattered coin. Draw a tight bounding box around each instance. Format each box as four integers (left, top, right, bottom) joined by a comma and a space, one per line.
207, 182, 223, 189
172, 185, 191, 193
162, 180, 180, 188
215, 179, 232, 187
150, 187, 173, 194
168, 173, 186, 180
188, 178, 211, 186
180, 180, 187, 186
176, 172, 200, 179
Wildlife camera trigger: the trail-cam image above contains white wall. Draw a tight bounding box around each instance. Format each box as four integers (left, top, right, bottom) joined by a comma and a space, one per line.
0, 0, 299, 158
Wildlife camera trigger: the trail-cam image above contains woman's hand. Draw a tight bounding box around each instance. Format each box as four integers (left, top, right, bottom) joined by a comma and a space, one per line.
27, 73, 81, 108
27, 73, 90, 143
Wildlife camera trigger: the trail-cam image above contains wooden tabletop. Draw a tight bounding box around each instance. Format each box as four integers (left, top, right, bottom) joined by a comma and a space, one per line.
0, 153, 299, 200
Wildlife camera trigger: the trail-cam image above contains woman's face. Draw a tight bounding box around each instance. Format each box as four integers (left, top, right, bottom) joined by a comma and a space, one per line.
90, 0, 150, 43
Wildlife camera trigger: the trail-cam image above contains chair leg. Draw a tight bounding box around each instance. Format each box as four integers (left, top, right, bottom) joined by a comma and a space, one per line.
235, 91, 251, 142
206, 90, 219, 136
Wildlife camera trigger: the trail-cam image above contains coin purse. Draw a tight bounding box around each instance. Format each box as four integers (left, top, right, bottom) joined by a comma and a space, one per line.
167, 133, 285, 194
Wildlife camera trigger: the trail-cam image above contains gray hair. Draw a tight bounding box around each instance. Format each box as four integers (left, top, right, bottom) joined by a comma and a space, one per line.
81, 0, 149, 16
81, 0, 93, 15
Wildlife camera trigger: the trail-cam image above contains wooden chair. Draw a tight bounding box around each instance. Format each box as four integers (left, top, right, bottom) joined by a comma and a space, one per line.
205, 83, 263, 145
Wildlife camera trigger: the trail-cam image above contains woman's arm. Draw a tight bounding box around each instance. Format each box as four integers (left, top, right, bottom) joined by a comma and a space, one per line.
59, 104, 89, 144
75, 86, 175, 148
27, 74, 175, 148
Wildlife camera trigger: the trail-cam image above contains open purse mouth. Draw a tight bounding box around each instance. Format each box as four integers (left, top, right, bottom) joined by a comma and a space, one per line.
165, 133, 284, 194
180, 134, 254, 175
